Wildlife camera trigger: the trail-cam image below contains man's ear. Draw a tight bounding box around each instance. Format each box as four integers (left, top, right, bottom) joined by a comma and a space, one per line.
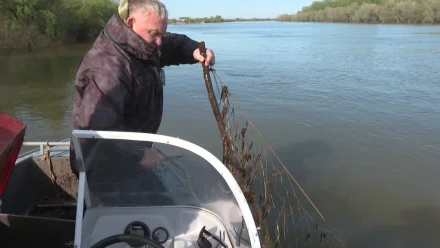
126, 16, 135, 28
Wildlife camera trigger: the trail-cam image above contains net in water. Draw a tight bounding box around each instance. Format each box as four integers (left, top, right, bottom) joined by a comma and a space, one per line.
198, 42, 346, 248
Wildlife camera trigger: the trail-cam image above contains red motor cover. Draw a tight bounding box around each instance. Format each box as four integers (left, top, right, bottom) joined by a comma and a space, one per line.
0, 113, 26, 198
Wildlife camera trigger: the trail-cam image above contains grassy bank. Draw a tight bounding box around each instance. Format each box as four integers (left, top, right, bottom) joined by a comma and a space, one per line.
276, 0, 440, 24
0, 0, 117, 55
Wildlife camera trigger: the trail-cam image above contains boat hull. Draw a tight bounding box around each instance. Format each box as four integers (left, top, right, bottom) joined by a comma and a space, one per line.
1, 143, 76, 219
0, 113, 27, 199
0, 213, 75, 248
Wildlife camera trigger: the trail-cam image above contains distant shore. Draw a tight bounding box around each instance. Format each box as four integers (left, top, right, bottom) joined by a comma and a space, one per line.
168, 16, 274, 25
276, 0, 440, 25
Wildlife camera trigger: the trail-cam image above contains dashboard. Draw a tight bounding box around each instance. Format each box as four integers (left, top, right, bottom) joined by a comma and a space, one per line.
80, 206, 233, 248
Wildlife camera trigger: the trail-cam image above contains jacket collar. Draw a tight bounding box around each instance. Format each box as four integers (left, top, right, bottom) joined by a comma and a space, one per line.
104, 12, 159, 61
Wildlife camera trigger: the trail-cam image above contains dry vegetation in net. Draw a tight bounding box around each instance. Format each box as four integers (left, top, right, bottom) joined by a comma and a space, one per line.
277, 0, 440, 24
197, 44, 346, 247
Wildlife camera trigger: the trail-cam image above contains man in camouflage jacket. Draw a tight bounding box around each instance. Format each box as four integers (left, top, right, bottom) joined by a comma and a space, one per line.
70, 0, 215, 177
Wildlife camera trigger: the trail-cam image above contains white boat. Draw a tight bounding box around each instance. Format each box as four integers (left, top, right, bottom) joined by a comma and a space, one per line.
1, 128, 261, 248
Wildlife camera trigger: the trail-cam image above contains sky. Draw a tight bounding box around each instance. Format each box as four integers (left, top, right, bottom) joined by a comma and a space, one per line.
159, 0, 315, 19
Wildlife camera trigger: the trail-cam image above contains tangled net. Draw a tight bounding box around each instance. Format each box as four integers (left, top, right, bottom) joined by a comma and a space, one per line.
199, 42, 346, 248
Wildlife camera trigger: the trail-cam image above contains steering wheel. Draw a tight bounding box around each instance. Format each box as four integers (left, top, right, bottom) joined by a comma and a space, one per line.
91, 234, 165, 248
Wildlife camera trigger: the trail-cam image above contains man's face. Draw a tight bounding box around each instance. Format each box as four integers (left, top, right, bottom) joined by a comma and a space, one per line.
127, 10, 167, 48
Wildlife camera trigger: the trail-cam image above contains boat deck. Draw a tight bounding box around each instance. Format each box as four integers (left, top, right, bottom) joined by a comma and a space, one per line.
2, 155, 78, 220
26, 157, 78, 220
33, 156, 78, 201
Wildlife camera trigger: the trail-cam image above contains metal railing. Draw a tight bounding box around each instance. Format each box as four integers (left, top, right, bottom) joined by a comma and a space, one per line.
21, 140, 70, 157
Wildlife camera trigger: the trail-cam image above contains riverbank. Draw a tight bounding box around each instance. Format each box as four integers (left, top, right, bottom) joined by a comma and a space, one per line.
0, 23, 96, 56
0, 0, 116, 55
277, 0, 440, 24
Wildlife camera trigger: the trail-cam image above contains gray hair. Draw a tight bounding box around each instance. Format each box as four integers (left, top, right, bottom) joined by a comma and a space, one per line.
129, 0, 168, 20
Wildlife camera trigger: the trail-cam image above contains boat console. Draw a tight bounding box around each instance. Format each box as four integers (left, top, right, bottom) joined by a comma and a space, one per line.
82, 206, 231, 248
71, 130, 261, 248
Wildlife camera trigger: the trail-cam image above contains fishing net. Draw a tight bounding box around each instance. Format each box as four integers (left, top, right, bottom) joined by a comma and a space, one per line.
198, 43, 346, 248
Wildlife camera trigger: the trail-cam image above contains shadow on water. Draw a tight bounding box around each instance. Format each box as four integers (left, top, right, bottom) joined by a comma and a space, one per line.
284, 189, 362, 248
259, 139, 362, 247
347, 206, 440, 248
272, 139, 332, 182
273, 140, 440, 247
272, 140, 361, 247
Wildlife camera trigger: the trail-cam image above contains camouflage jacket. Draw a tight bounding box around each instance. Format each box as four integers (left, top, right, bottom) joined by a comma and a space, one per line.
70, 12, 200, 175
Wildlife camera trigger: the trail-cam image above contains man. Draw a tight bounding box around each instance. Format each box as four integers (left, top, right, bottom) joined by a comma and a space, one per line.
70, 0, 215, 177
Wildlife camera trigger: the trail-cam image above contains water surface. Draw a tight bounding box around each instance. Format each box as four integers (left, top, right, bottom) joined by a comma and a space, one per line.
1, 21, 440, 247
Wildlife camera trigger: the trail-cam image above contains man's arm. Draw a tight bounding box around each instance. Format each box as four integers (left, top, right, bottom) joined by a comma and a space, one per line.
74, 70, 129, 131
74, 69, 153, 163
159, 33, 200, 67
72, 70, 129, 167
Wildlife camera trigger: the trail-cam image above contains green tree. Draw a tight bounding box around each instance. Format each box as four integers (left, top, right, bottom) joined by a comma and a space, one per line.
276, 0, 440, 24
1, 0, 117, 54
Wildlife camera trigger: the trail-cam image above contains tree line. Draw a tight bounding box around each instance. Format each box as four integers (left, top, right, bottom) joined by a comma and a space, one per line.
0, 0, 275, 54
0, 0, 117, 54
276, 0, 440, 24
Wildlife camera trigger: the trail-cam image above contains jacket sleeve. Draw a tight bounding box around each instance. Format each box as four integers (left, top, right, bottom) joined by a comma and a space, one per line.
74, 70, 153, 162
75, 70, 129, 131
159, 32, 200, 67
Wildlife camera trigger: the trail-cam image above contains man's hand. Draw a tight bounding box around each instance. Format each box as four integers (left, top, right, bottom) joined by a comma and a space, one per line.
139, 148, 164, 169
193, 48, 215, 66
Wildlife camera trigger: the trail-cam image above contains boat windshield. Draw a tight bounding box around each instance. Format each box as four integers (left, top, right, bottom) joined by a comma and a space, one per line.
78, 138, 232, 207
74, 134, 253, 246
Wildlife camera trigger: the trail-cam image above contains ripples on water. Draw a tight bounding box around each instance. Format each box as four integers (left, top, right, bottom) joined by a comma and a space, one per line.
1, 22, 440, 247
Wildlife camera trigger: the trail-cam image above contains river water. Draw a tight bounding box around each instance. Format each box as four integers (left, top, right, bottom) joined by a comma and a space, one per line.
1, 21, 440, 247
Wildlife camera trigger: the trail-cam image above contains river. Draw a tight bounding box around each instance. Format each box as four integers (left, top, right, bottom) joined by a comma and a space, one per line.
1, 21, 440, 247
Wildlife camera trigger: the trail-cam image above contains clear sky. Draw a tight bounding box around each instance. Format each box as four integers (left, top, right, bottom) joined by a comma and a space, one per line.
160, 0, 315, 19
